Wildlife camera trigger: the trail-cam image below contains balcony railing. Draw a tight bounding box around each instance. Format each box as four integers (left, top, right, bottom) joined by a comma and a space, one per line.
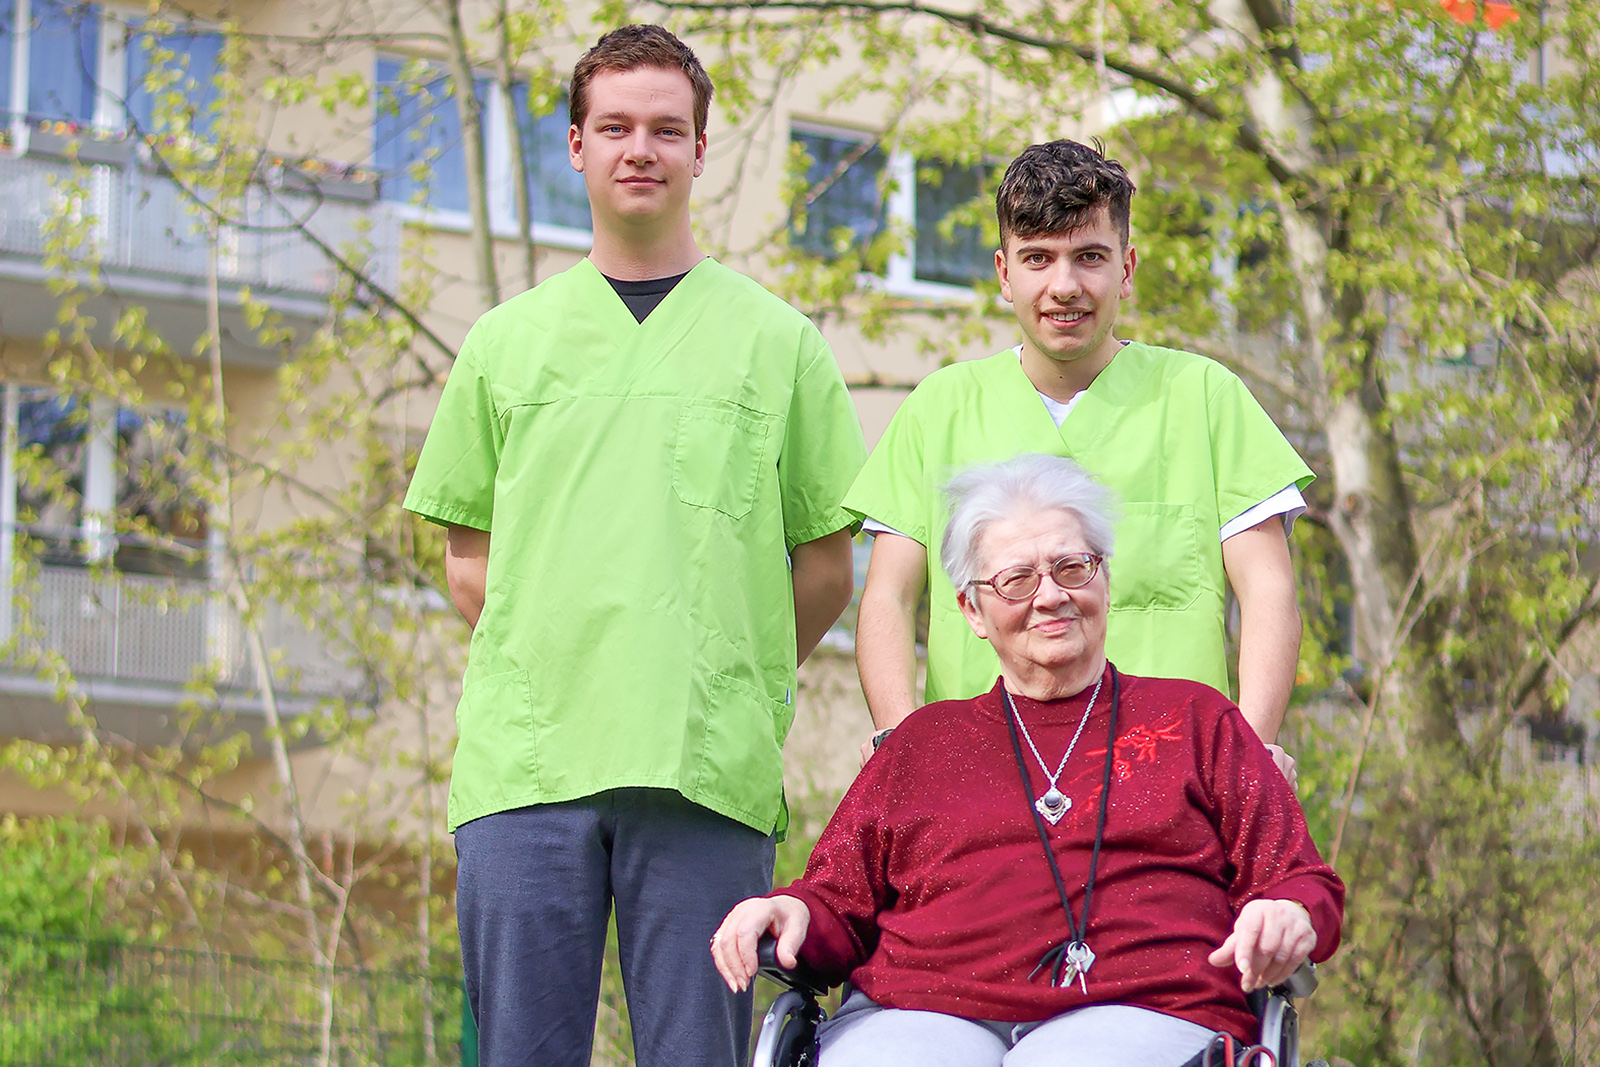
2, 562, 362, 700
0, 150, 401, 298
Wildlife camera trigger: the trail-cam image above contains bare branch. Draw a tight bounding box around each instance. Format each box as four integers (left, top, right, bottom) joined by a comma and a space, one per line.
649, 0, 1308, 191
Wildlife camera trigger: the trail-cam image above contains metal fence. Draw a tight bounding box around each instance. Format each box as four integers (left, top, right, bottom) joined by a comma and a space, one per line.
0, 152, 400, 297
0, 930, 461, 1067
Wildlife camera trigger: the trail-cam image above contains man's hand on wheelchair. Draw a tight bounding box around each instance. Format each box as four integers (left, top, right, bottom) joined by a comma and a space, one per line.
711, 894, 811, 994
1207, 898, 1315, 994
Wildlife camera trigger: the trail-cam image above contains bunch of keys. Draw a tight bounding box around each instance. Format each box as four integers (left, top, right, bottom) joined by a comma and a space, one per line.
1060, 940, 1095, 994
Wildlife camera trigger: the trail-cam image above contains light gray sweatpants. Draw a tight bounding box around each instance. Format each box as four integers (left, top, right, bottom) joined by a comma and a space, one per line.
816, 990, 1217, 1067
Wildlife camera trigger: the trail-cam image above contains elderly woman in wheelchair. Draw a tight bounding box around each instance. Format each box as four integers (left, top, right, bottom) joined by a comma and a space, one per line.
712, 454, 1344, 1067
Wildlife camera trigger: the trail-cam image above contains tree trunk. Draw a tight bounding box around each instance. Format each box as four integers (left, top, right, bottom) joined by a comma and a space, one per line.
441, 0, 501, 309
495, 0, 538, 292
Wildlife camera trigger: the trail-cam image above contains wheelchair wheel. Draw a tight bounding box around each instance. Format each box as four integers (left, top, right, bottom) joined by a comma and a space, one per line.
751, 989, 823, 1067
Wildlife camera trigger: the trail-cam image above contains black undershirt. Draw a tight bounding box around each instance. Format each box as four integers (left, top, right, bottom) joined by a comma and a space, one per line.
603, 270, 690, 323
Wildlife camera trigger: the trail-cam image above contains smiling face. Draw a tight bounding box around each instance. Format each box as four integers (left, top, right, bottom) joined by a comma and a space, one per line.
995, 206, 1136, 389
568, 66, 706, 234
957, 506, 1110, 698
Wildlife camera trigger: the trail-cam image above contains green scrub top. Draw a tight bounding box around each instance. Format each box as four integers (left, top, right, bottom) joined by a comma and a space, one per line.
843, 343, 1313, 702
404, 258, 866, 834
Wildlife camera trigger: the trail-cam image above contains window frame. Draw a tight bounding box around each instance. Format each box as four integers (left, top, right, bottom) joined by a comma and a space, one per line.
374, 53, 593, 250
119, 14, 226, 139
0, 383, 213, 583
3, 0, 108, 131
2, 4, 231, 140
789, 120, 984, 303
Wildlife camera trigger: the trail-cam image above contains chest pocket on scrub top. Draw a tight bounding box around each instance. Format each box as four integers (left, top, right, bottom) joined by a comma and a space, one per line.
1111, 502, 1204, 612
672, 400, 774, 520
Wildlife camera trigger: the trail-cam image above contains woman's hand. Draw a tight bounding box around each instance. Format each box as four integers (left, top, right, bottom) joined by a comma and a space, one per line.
1207, 898, 1316, 993
710, 894, 812, 993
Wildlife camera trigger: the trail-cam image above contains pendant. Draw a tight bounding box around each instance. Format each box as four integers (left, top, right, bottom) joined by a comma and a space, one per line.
1035, 787, 1070, 825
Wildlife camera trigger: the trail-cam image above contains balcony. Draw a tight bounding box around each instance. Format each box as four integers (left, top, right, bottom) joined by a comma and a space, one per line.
0, 148, 402, 364
0, 561, 367, 748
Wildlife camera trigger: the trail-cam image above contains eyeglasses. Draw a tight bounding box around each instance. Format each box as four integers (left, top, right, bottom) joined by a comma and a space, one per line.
970, 553, 1103, 602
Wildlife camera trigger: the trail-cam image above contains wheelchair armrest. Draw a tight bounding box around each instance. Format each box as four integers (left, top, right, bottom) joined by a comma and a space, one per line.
757, 935, 832, 999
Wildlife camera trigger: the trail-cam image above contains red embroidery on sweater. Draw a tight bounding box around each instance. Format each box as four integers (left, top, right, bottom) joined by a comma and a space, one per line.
1067, 716, 1185, 822
1112, 719, 1185, 781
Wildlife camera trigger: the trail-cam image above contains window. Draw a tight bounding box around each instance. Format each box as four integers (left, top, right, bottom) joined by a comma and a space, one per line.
0, 6, 11, 119
374, 57, 488, 214
910, 159, 993, 287
5, 386, 207, 577
114, 406, 208, 578
374, 55, 593, 242
0, 0, 101, 125
790, 129, 888, 260
125, 25, 224, 137
14, 389, 90, 566
0, 5, 231, 137
790, 126, 992, 292
510, 84, 589, 233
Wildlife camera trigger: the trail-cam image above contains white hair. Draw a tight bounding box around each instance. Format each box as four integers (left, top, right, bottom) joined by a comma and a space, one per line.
939, 454, 1118, 591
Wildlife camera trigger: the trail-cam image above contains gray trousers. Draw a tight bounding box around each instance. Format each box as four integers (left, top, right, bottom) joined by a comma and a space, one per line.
456, 789, 776, 1067
817, 990, 1217, 1067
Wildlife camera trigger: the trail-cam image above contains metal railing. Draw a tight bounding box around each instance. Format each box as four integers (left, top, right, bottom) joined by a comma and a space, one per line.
0, 151, 401, 297
0, 929, 460, 1066
4, 562, 362, 698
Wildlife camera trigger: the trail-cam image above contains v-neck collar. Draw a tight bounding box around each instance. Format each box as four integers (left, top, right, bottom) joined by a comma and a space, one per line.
1000, 342, 1136, 447
578, 256, 714, 328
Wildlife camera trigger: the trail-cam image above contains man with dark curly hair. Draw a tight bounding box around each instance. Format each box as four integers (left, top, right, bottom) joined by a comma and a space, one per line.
846, 139, 1312, 783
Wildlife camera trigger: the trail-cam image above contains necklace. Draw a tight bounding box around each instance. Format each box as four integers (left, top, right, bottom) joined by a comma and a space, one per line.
1002, 666, 1122, 995
1004, 672, 1103, 826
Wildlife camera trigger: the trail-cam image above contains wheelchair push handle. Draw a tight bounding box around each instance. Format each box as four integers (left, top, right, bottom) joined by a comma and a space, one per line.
756, 934, 832, 998
1278, 961, 1317, 999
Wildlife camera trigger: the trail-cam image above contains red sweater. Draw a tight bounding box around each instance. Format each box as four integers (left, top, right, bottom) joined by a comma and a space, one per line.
779, 669, 1344, 1041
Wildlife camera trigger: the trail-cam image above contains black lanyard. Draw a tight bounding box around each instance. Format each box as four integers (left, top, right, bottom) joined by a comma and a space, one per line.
1002, 665, 1121, 988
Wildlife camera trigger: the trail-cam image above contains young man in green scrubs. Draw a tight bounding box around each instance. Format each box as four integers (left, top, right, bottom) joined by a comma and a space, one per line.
846, 140, 1312, 776
402, 25, 865, 1067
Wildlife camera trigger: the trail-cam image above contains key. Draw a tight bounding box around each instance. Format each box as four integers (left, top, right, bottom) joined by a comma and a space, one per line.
1064, 941, 1095, 993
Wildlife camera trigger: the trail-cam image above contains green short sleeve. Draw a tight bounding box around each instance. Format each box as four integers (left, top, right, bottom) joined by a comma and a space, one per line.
841, 390, 931, 546
1204, 371, 1315, 529
403, 338, 502, 531
779, 335, 868, 550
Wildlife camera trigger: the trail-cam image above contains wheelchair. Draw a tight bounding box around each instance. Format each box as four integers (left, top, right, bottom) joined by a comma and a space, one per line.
751, 937, 1327, 1067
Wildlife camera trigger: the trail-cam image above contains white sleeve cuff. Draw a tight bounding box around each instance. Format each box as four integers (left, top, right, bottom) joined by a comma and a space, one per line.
862, 517, 913, 539
1220, 485, 1307, 542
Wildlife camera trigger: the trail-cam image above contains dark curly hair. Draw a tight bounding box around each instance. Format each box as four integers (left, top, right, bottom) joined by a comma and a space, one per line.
996, 140, 1135, 248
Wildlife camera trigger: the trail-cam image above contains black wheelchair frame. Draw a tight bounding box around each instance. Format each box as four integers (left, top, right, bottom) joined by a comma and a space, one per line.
751, 938, 1327, 1067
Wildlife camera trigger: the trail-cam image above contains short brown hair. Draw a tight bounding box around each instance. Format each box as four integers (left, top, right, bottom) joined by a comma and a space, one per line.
996, 140, 1136, 248
569, 25, 713, 137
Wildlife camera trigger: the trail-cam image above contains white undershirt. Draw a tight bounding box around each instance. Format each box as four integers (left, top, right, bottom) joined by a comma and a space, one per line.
861, 348, 1306, 543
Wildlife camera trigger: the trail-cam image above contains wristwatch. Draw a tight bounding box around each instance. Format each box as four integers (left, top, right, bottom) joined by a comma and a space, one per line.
871, 727, 895, 750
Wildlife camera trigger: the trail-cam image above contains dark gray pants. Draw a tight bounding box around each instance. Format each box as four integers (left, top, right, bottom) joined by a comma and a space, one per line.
456, 789, 776, 1067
